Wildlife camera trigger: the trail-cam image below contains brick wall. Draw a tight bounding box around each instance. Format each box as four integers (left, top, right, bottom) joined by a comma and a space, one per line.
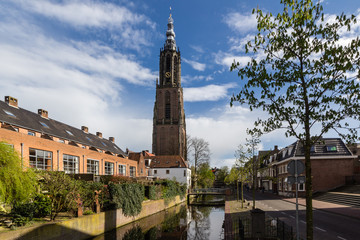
312, 158, 354, 192
0, 127, 137, 176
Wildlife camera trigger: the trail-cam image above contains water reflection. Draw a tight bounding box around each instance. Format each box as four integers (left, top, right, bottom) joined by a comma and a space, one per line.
91, 204, 224, 240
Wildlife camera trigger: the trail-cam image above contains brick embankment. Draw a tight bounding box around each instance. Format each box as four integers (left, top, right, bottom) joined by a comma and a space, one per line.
224, 195, 251, 240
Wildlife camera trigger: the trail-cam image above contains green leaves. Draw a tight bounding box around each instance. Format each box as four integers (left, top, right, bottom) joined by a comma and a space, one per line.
230, 0, 360, 143
0, 142, 37, 205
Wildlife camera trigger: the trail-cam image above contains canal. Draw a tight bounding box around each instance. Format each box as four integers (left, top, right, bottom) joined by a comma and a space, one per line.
91, 203, 225, 240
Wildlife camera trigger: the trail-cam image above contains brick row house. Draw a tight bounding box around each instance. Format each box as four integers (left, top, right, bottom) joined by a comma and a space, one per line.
259, 138, 357, 197
0, 96, 138, 177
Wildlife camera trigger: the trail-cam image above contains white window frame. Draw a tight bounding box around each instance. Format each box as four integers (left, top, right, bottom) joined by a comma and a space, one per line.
104, 162, 114, 175
118, 164, 126, 176
63, 154, 79, 174
130, 166, 136, 177
87, 159, 99, 175
29, 148, 52, 170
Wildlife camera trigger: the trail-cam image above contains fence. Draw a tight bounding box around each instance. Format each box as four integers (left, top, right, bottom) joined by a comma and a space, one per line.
236, 216, 294, 240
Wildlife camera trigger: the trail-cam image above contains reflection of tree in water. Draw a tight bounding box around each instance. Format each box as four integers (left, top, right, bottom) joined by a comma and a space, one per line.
161, 205, 187, 233
144, 227, 158, 240
123, 225, 144, 240
187, 206, 212, 240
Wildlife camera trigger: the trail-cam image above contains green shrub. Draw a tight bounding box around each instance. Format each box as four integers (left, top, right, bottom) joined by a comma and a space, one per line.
33, 193, 51, 218
159, 179, 187, 202
83, 209, 94, 215
78, 181, 107, 210
108, 182, 144, 217
12, 203, 36, 220
147, 185, 161, 200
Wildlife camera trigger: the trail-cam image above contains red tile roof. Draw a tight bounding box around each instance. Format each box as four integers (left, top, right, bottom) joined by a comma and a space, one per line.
150, 155, 188, 168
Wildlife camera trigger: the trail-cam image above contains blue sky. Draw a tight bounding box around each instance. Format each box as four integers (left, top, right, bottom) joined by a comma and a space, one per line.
0, 0, 359, 168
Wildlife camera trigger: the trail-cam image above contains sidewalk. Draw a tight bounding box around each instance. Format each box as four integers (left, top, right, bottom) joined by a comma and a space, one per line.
282, 196, 360, 220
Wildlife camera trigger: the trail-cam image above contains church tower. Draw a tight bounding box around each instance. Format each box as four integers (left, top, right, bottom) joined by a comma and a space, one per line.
152, 12, 187, 159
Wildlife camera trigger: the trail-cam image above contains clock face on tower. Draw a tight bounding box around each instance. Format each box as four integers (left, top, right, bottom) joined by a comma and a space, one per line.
165, 72, 171, 78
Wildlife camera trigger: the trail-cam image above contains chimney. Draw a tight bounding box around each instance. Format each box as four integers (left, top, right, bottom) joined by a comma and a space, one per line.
81, 126, 89, 133
109, 137, 115, 143
5, 96, 18, 108
38, 109, 48, 119
96, 132, 102, 138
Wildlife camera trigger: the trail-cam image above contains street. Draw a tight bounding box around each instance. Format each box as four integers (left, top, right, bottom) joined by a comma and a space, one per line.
243, 191, 360, 240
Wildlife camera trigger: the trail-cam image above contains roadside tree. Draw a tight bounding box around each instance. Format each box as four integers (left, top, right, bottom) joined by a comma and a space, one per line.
230, 0, 360, 238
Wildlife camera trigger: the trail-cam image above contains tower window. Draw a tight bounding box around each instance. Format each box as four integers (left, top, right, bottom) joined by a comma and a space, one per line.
166, 55, 171, 72
165, 104, 171, 119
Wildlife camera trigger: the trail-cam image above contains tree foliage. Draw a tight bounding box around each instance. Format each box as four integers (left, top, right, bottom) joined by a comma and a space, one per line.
38, 171, 78, 220
196, 163, 215, 188
230, 0, 360, 238
0, 142, 37, 205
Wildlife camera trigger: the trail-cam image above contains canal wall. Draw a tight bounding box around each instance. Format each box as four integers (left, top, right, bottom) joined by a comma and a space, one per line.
0, 196, 186, 240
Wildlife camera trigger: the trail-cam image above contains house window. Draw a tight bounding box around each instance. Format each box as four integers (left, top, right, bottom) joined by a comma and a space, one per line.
154, 170, 157, 174
29, 148, 52, 170
130, 166, 136, 177
87, 159, 99, 175
118, 164, 126, 176
58, 139, 65, 143
310, 145, 316, 152
28, 131, 35, 136
326, 145, 337, 152
63, 154, 79, 174
298, 183, 305, 191
166, 170, 170, 174
141, 168, 143, 174
104, 162, 114, 175
184, 170, 186, 177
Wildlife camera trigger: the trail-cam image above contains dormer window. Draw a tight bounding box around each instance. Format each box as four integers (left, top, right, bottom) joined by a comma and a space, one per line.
28, 131, 35, 136
310, 145, 316, 152
3, 110, 16, 117
326, 145, 337, 152
65, 130, 74, 136
40, 121, 49, 128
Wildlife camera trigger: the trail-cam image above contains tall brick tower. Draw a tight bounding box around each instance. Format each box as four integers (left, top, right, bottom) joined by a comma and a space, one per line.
152, 12, 186, 159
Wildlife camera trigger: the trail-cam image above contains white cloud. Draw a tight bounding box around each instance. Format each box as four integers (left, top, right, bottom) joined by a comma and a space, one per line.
184, 83, 236, 102
0, 0, 158, 153
187, 104, 296, 169
14, 0, 149, 29
183, 58, 206, 71
224, 12, 257, 33
190, 45, 205, 53
10, 0, 156, 51
215, 52, 252, 68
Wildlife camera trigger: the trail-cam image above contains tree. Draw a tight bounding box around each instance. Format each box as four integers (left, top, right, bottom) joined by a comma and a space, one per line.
187, 136, 211, 188
216, 166, 229, 183
38, 171, 78, 220
0, 142, 37, 205
196, 163, 215, 188
233, 135, 260, 209
230, 1, 360, 238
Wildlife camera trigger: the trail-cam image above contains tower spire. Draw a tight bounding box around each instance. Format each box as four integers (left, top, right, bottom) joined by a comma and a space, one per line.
165, 7, 176, 50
